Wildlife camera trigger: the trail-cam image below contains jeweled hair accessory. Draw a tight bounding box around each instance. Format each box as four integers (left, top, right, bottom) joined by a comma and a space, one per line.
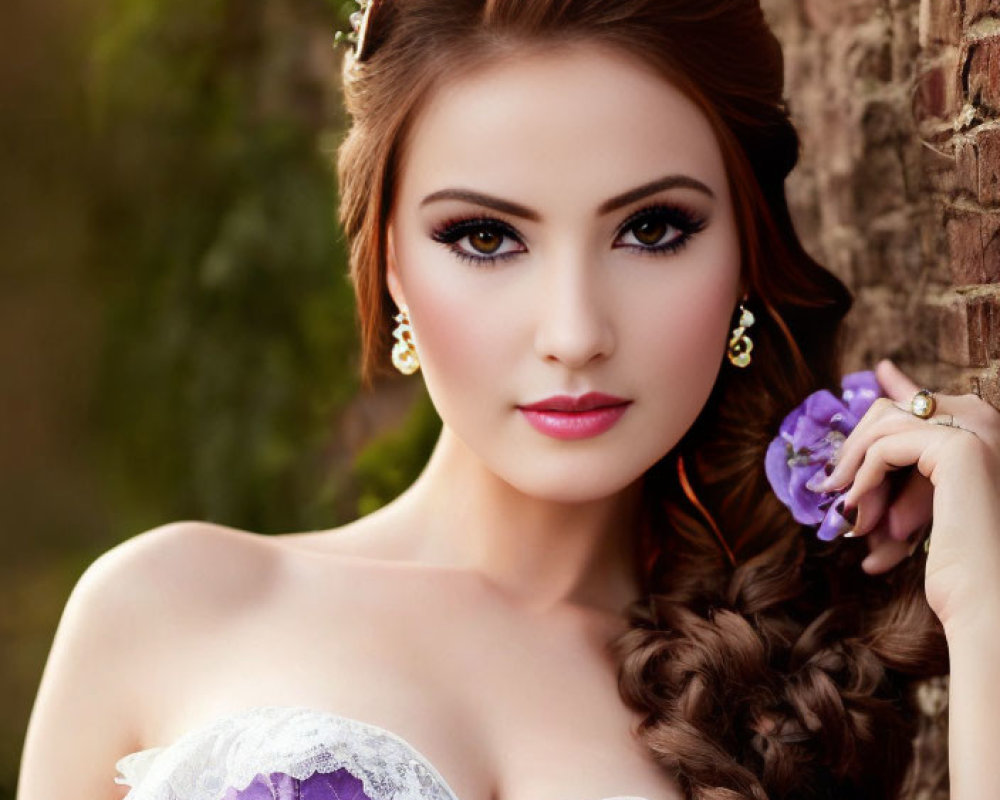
334, 0, 380, 64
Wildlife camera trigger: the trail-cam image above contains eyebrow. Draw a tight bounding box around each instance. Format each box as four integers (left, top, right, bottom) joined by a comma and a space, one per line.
419, 174, 715, 221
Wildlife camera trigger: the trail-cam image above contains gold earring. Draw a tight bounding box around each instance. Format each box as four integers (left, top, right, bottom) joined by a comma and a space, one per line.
727, 302, 755, 368
391, 305, 420, 375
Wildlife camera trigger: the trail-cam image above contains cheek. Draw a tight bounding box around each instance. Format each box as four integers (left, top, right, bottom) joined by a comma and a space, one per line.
662, 282, 734, 362
629, 263, 737, 350
403, 273, 515, 409
622, 266, 739, 427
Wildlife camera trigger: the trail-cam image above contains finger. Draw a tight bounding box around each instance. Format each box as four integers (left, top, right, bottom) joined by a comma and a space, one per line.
840, 427, 947, 507
941, 393, 1000, 450
843, 476, 892, 538
860, 525, 913, 574
874, 359, 921, 404
822, 399, 922, 491
825, 394, 995, 497
878, 470, 934, 541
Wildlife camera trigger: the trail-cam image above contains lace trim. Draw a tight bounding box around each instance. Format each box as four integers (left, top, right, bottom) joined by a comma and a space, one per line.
114, 706, 459, 800
113, 704, 655, 800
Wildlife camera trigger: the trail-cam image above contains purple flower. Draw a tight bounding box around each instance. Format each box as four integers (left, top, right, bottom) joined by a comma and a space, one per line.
224, 768, 373, 800
765, 370, 882, 541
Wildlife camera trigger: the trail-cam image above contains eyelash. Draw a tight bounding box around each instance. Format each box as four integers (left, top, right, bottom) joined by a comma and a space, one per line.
429, 203, 708, 267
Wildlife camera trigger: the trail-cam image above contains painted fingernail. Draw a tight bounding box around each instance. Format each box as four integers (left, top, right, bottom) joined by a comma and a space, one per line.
839, 501, 858, 526
823, 462, 835, 476
817, 499, 853, 542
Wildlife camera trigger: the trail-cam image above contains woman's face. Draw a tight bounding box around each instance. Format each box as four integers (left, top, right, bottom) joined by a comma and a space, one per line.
386, 42, 742, 503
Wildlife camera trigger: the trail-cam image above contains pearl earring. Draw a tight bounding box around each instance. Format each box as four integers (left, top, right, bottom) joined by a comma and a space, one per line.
727, 302, 755, 368
391, 306, 420, 375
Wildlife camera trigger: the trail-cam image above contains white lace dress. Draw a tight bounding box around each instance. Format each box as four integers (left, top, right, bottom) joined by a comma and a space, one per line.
114, 705, 654, 800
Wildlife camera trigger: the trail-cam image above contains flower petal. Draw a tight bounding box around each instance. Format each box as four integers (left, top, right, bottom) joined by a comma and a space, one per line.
778, 405, 804, 441
764, 437, 794, 506
765, 369, 886, 533
788, 464, 827, 524
802, 389, 847, 426
841, 370, 882, 418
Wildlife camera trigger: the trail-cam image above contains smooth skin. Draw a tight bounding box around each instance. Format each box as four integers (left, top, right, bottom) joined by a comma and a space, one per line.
819, 358, 1000, 800
18, 42, 1000, 800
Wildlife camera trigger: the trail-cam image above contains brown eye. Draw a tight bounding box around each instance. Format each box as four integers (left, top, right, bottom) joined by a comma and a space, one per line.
614, 203, 706, 255
431, 216, 527, 266
633, 218, 668, 246
469, 229, 502, 254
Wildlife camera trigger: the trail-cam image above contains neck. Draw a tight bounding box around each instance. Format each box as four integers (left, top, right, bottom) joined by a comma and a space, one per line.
392, 426, 645, 617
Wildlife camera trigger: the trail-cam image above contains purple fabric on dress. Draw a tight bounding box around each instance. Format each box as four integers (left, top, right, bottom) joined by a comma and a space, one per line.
224, 767, 373, 800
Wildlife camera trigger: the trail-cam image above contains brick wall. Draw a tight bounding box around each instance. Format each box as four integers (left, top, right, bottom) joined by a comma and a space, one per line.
763, 0, 999, 403
762, 1, 1000, 797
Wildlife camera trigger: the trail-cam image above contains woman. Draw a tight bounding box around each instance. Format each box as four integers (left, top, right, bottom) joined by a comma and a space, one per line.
18, 1, 1000, 798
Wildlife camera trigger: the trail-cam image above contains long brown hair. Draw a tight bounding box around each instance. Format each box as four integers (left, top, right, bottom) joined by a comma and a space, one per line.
335, 2, 948, 798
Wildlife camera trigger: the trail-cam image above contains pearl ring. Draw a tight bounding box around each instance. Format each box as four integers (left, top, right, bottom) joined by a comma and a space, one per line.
910, 389, 936, 419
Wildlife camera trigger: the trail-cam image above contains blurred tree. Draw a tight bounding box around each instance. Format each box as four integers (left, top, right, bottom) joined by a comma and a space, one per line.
89, 0, 366, 535
4, 0, 442, 788
353, 388, 442, 517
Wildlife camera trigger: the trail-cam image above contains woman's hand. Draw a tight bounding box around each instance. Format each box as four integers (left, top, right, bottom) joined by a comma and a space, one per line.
817, 358, 1000, 633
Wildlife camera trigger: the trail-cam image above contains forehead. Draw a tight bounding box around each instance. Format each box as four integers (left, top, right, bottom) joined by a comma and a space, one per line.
394, 41, 728, 212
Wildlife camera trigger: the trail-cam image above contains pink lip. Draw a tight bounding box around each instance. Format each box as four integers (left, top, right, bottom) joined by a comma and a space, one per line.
517, 392, 632, 441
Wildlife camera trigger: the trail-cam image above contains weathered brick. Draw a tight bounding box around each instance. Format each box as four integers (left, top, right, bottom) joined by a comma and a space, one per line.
919, 0, 962, 47
955, 136, 980, 198
862, 100, 903, 145
923, 138, 962, 195
914, 59, 962, 121
968, 295, 994, 364
854, 147, 908, 220
964, 0, 1000, 26
848, 32, 893, 84
802, 0, 882, 33
984, 213, 1000, 282
854, 223, 921, 286
990, 293, 1000, 358
916, 207, 954, 283
936, 294, 991, 366
911, 295, 942, 363
946, 211, 989, 283
977, 128, 1000, 206
843, 288, 918, 363
770, 0, 999, 428
965, 38, 1000, 111
976, 372, 1000, 410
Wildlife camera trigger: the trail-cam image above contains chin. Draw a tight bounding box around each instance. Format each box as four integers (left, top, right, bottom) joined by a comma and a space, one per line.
495, 453, 652, 505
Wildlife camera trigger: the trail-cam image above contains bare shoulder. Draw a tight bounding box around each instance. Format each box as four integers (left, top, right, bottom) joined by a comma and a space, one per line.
53, 521, 284, 647
17, 521, 280, 800
93, 520, 283, 611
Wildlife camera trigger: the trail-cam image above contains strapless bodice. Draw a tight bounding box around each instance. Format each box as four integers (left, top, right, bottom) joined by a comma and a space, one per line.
114, 705, 654, 800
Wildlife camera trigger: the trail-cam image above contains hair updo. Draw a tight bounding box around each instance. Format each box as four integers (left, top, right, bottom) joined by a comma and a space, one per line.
335, 2, 949, 798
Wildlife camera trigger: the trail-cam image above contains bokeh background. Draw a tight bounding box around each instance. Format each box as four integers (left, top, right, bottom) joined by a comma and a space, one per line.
2, 1, 439, 794
3, 0, 997, 796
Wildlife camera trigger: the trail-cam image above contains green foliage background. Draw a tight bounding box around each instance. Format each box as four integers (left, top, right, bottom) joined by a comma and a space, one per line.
91, 0, 361, 534
88, 0, 440, 535
3, 0, 440, 793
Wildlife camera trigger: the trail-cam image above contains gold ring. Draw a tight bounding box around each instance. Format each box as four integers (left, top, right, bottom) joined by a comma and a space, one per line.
910, 389, 936, 419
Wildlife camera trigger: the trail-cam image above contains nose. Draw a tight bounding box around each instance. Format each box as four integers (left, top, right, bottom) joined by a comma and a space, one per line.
532, 250, 615, 369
